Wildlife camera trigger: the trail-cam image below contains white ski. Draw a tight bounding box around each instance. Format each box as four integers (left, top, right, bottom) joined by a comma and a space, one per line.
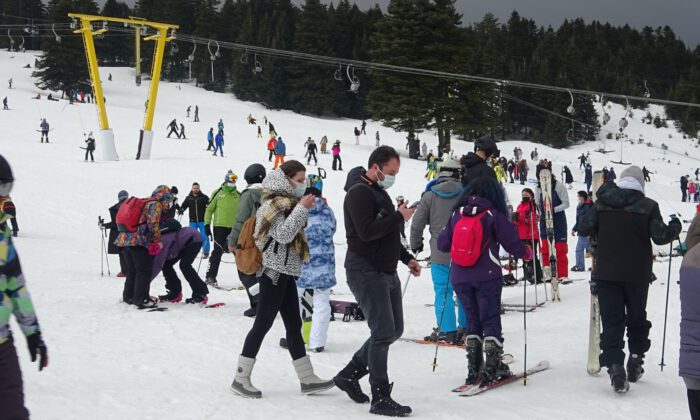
587, 170, 604, 375
539, 169, 560, 301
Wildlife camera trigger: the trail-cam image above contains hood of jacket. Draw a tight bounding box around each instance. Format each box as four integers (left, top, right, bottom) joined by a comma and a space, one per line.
596, 182, 644, 208
344, 166, 367, 192
459, 195, 493, 215
462, 152, 486, 169
262, 168, 294, 198
430, 178, 463, 198
308, 197, 328, 215
151, 185, 172, 204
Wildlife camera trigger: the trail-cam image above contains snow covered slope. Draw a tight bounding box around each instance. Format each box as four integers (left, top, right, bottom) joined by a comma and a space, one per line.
0, 49, 697, 419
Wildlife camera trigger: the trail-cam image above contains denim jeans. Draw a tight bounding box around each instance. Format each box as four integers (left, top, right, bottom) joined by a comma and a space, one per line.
575, 235, 590, 270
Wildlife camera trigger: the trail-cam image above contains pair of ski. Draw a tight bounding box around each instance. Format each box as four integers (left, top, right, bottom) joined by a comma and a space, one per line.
144, 301, 226, 312
538, 169, 560, 302
451, 361, 551, 396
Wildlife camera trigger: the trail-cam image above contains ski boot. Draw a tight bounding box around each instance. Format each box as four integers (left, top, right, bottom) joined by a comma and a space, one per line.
136, 297, 159, 310
185, 294, 208, 305
464, 335, 483, 385
292, 355, 335, 394
158, 291, 182, 303
424, 327, 448, 343
481, 337, 512, 387
333, 359, 370, 403
202, 252, 209, 259
310, 347, 325, 353
608, 364, 629, 393
627, 354, 645, 383
369, 382, 412, 417
205, 277, 218, 287
230, 355, 262, 398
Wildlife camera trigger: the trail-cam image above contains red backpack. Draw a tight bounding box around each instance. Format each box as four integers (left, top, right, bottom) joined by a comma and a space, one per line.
116, 197, 155, 232
450, 208, 491, 267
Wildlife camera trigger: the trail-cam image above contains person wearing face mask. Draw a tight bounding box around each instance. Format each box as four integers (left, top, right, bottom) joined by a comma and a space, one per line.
334, 146, 421, 417
231, 160, 334, 399
512, 188, 543, 283
204, 171, 240, 287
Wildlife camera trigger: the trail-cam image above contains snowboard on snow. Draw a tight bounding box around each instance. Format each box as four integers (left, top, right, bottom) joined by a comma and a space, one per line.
456, 360, 550, 396
539, 169, 560, 302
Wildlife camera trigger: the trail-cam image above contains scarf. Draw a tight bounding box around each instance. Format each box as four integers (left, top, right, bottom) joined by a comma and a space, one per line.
257, 192, 310, 262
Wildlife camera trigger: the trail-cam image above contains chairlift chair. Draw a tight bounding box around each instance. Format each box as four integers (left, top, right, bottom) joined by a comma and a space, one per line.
70, 19, 77, 30
566, 90, 575, 115
188, 42, 196, 62
7, 30, 14, 51
253, 54, 262, 73
333, 63, 343, 81
52, 24, 61, 43
347, 64, 360, 93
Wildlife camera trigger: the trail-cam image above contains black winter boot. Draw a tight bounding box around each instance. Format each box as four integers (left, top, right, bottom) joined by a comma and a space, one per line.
481, 337, 512, 386
465, 335, 483, 385
608, 363, 629, 393
369, 382, 411, 417
333, 360, 370, 404
627, 354, 645, 383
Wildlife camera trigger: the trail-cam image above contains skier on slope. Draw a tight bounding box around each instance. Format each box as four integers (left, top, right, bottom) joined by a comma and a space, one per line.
460, 137, 498, 186
320, 135, 328, 154
213, 131, 224, 157
535, 173, 570, 282
353, 127, 361, 145
40, 119, 49, 143
512, 188, 543, 283
331, 141, 343, 171
178, 183, 211, 259
585, 163, 593, 192
227, 164, 266, 318
4, 97, 9, 110
0, 155, 49, 419
437, 177, 532, 389
84, 133, 96, 162
578, 165, 681, 393
206, 128, 214, 151
179, 123, 186, 139
273, 137, 286, 169
102, 190, 129, 277
517, 159, 528, 185
562, 165, 574, 189
305, 138, 318, 166
218, 119, 224, 135
571, 191, 593, 272
425, 155, 438, 181
230, 161, 334, 399
267, 136, 277, 162
203, 171, 240, 287
166, 119, 179, 138
194, 105, 199, 122
579, 153, 587, 169
642, 166, 651, 182
410, 159, 466, 345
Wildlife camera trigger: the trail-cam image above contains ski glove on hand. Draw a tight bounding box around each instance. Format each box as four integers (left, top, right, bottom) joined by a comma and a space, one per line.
523, 247, 533, 261
590, 280, 598, 296
668, 218, 682, 239
204, 224, 212, 239
26, 332, 48, 371
412, 244, 423, 255
148, 242, 163, 256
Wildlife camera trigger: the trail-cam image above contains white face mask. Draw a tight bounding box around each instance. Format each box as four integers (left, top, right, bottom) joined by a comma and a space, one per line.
377, 168, 396, 189
292, 179, 306, 198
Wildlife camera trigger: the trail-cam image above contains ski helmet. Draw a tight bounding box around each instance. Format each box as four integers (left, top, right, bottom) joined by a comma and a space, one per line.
244, 163, 266, 185
438, 159, 462, 179
474, 136, 499, 158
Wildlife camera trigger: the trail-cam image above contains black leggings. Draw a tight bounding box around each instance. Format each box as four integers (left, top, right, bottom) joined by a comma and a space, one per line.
689, 389, 700, 420
241, 272, 305, 360
163, 241, 209, 296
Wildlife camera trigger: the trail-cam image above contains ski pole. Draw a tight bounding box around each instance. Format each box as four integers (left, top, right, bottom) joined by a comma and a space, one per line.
100, 227, 104, 277
432, 263, 453, 372
402, 251, 419, 298
659, 239, 677, 371
102, 228, 111, 276
523, 249, 528, 386
197, 252, 204, 274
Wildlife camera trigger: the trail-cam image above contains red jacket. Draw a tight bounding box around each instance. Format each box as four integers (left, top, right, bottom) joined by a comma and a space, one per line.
514, 201, 540, 240
267, 138, 277, 151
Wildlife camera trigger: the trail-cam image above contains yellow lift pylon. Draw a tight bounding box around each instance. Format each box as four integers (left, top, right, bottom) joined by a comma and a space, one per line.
68, 13, 179, 161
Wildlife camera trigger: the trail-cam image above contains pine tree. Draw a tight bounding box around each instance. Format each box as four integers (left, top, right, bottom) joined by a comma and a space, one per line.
98, 0, 132, 65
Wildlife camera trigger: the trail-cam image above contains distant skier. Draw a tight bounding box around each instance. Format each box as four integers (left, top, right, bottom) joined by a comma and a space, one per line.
194, 105, 199, 122
218, 119, 224, 135
682, 175, 690, 202
608, 167, 617, 183
517, 159, 528, 185
360, 119, 367, 135
320, 135, 328, 154
213, 131, 224, 157
246, 114, 256, 125
267, 136, 277, 162
273, 137, 286, 169
257, 126, 262, 139
306, 139, 318, 166
421, 142, 427, 158
579, 153, 587, 169
40, 119, 49, 143
3, 97, 8, 110
186, 106, 191, 118
269, 122, 277, 137
375, 131, 380, 147
531, 148, 538, 161
571, 191, 593, 272
206, 128, 214, 151
179, 123, 186, 139
353, 127, 360, 145
167, 119, 179, 138
8, 78, 12, 88
84, 133, 96, 162
108, 73, 112, 81
642, 166, 651, 182
562, 165, 574, 189
585, 163, 593, 192
331, 141, 342, 171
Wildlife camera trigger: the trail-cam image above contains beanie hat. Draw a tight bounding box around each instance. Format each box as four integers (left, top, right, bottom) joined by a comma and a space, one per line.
620, 165, 645, 189
170, 186, 179, 195
224, 170, 238, 184
118, 190, 128, 202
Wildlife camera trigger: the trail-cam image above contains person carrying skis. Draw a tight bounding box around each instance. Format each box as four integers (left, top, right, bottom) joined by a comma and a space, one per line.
578, 165, 681, 393
273, 137, 286, 169
563, 165, 574, 189
230, 161, 334, 399
206, 128, 214, 151
179, 123, 186, 139
213, 131, 224, 157
460, 137, 498, 186
333, 146, 420, 417
331, 141, 342, 171
410, 159, 466, 345
0, 155, 49, 419
536, 173, 570, 282
353, 127, 361, 145
40, 119, 49, 143
115, 185, 173, 309
194, 105, 199, 122
585, 163, 593, 192
204, 171, 240, 287
513, 188, 543, 283
167, 119, 179, 138
320, 135, 328, 154
227, 164, 266, 318
218, 119, 224, 135
425, 155, 438, 181
84, 133, 96, 162
267, 136, 277, 162
437, 177, 531, 389
306, 138, 318, 166
102, 190, 129, 277
178, 183, 210, 259
151, 220, 210, 304
571, 191, 593, 272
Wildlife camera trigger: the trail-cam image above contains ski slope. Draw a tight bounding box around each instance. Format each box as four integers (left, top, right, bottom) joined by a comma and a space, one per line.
1, 49, 697, 419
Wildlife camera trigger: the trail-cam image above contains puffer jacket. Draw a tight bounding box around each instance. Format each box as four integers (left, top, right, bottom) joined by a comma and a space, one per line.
115, 185, 171, 248
409, 177, 462, 265
254, 169, 309, 277
275, 139, 286, 156
514, 200, 540, 240
204, 185, 240, 228
680, 242, 700, 386
297, 197, 337, 289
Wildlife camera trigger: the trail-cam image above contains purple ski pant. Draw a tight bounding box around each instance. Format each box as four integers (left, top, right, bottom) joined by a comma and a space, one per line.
453, 277, 503, 341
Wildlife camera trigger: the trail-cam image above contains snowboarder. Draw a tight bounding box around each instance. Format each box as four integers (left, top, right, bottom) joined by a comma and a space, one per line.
585, 163, 593, 192
273, 137, 286, 169
571, 191, 593, 272
354, 127, 360, 145
513, 188, 543, 283
267, 136, 277, 162
203, 171, 240, 286
331, 140, 342, 171
213, 131, 224, 157
437, 177, 531, 389
375, 131, 380, 147
115, 185, 173, 309
642, 166, 651, 182
40, 119, 49, 143
230, 161, 334, 399
578, 165, 681, 393
194, 105, 199, 122
166, 119, 179, 138
102, 190, 129, 276
334, 147, 420, 416
460, 137, 499, 186
179, 123, 186, 139
682, 175, 690, 202
0, 155, 49, 418
217, 119, 224, 135
410, 159, 466, 344
306, 139, 318, 166
178, 183, 211, 259
227, 163, 266, 318
84, 133, 96, 162
361, 119, 367, 135
563, 165, 574, 189
320, 135, 328, 154
536, 173, 570, 282
206, 128, 214, 151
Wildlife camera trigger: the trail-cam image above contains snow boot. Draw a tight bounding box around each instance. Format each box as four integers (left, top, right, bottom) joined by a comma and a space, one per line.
230, 355, 262, 398
608, 363, 629, 393
243, 306, 257, 318
202, 252, 209, 259
116, 272, 126, 278
481, 337, 512, 386
627, 354, 645, 383
185, 294, 208, 305
205, 277, 218, 287
465, 335, 483, 385
333, 359, 370, 403
136, 297, 158, 310
279, 337, 288, 349
292, 355, 335, 394
369, 382, 412, 417
158, 291, 182, 303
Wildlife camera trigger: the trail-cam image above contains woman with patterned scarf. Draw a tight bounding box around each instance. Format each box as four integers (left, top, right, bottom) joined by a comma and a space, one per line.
231, 160, 335, 399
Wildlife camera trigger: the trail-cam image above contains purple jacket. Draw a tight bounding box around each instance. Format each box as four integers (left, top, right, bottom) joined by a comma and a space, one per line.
437, 195, 526, 285
151, 227, 202, 281
679, 244, 700, 381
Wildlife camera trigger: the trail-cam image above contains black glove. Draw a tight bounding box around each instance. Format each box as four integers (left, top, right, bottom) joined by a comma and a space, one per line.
204, 224, 212, 239
412, 244, 424, 255
589, 280, 598, 296
669, 217, 682, 238
26, 332, 48, 371
511, 212, 520, 222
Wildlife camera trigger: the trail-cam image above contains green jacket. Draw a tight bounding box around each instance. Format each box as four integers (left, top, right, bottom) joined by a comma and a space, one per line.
227, 184, 263, 248
204, 185, 240, 228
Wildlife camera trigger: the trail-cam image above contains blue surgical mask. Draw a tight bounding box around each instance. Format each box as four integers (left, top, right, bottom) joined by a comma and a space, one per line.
377, 169, 396, 189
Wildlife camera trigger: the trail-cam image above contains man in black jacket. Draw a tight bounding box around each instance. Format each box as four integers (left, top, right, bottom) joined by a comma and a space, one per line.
333, 146, 421, 417
460, 136, 498, 186
103, 190, 129, 276
178, 183, 210, 258
579, 165, 681, 393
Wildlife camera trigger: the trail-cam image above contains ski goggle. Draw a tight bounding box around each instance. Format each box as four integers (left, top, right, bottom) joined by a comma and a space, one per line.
0, 181, 13, 197
225, 173, 238, 184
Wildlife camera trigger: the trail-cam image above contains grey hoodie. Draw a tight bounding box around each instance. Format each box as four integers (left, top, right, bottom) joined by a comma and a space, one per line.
410, 177, 463, 265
